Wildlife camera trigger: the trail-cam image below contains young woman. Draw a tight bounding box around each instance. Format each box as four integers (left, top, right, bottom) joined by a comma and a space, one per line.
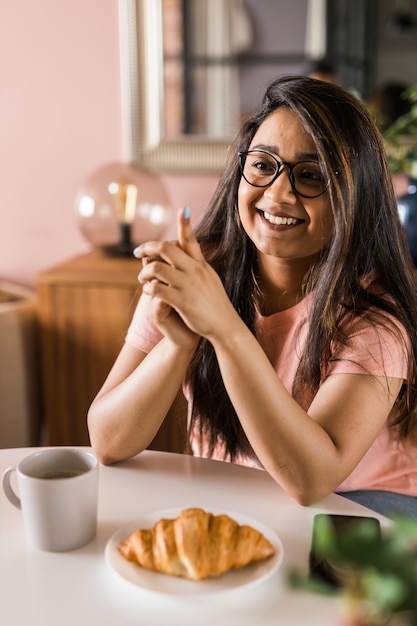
88, 76, 417, 519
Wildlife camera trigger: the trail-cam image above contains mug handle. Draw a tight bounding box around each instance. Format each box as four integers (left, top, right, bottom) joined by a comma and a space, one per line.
2, 466, 21, 509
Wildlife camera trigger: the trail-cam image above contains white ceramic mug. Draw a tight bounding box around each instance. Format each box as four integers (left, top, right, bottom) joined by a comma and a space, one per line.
2, 448, 99, 552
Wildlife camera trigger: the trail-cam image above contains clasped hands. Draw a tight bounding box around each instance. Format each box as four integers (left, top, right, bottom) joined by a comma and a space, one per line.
134, 208, 235, 347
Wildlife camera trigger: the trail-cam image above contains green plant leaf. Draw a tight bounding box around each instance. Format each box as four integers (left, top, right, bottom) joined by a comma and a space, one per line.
289, 514, 417, 620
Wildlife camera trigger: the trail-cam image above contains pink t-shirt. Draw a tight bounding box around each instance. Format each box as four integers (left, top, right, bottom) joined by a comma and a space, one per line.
125, 293, 417, 496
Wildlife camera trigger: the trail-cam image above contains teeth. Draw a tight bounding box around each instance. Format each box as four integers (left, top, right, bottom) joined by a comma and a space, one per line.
263, 212, 299, 225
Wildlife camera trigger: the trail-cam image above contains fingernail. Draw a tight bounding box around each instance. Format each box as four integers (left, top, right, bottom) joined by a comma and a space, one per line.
133, 246, 141, 257
183, 206, 190, 219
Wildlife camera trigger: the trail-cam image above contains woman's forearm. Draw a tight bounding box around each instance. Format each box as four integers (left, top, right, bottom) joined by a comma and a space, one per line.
208, 318, 397, 504
88, 338, 194, 465
211, 327, 333, 500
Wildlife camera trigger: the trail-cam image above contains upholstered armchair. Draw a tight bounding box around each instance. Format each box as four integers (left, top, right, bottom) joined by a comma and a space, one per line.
0, 282, 41, 447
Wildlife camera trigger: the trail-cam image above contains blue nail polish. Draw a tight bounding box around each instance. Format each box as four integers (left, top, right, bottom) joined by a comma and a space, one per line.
133, 246, 141, 257
183, 206, 190, 219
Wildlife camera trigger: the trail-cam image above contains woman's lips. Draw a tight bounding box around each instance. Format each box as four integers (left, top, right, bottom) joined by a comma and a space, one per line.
260, 210, 303, 226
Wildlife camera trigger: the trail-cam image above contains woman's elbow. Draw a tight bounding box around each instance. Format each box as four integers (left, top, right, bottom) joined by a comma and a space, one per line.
87, 412, 146, 466
87, 410, 119, 466
88, 434, 117, 466
89, 436, 137, 466
291, 491, 325, 507
276, 473, 334, 507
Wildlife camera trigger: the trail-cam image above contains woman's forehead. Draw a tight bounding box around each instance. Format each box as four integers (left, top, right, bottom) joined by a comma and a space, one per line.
250, 109, 317, 159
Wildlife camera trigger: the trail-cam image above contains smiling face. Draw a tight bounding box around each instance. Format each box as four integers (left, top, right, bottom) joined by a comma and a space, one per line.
238, 108, 334, 269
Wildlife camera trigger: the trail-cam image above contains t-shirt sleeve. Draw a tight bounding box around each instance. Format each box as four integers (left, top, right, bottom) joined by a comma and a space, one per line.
125, 293, 164, 353
327, 315, 409, 380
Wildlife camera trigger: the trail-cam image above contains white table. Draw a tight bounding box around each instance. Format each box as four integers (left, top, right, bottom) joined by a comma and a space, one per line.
0, 448, 388, 625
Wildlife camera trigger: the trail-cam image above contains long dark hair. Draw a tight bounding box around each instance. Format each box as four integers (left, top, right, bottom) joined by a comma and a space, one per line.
186, 75, 417, 460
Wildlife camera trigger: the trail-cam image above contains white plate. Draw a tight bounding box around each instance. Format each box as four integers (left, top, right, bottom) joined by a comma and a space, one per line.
105, 507, 284, 596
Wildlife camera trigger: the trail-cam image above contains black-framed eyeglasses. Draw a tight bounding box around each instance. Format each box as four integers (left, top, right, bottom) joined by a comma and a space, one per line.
238, 150, 329, 198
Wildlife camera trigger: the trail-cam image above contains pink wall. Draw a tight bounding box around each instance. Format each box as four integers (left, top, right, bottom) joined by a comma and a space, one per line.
0, 0, 218, 288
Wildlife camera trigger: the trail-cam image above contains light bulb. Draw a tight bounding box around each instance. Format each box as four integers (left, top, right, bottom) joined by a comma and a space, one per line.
75, 162, 173, 255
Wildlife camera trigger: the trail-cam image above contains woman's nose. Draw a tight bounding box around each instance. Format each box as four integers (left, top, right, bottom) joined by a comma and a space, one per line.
264, 167, 296, 203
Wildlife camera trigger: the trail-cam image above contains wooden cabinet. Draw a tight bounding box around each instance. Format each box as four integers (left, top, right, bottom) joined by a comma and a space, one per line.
37, 250, 187, 451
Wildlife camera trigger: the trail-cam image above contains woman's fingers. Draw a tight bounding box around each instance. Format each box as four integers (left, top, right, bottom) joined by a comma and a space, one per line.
138, 260, 181, 289
133, 208, 204, 271
133, 242, 174, 264
150, 297, 200, 348
177, 207, 204, 261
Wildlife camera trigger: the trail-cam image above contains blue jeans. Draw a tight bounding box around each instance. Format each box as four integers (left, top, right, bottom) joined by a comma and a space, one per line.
336, 490, 417, 520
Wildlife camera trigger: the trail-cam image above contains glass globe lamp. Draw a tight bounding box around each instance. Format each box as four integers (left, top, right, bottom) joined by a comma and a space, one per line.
75, 162, 173, 255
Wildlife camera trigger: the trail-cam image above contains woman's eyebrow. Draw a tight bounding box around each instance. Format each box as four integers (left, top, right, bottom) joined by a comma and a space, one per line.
250, 144, 320, 161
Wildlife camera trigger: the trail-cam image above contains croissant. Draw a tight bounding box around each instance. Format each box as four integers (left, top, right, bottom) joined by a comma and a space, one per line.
118, 507, 276, 581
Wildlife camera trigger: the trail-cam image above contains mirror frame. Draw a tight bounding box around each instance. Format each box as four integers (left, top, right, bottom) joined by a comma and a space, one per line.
120, 0, 230, 172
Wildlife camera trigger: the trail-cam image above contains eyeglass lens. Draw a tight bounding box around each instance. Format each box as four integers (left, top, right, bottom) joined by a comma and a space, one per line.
240, 150, 327, 198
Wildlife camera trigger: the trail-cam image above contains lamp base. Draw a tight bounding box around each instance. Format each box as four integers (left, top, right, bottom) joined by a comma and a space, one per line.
100, 223, 134, 257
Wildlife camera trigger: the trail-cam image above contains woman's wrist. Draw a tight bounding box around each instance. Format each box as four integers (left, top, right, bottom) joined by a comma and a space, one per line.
164, 334, 199, 359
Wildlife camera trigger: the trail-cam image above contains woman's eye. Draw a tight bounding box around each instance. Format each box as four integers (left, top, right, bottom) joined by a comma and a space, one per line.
253, 159, 275, 173
300, 168, 324, 181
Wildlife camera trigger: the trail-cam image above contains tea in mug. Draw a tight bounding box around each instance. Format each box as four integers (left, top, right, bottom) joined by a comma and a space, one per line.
37, 469, 85, 480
